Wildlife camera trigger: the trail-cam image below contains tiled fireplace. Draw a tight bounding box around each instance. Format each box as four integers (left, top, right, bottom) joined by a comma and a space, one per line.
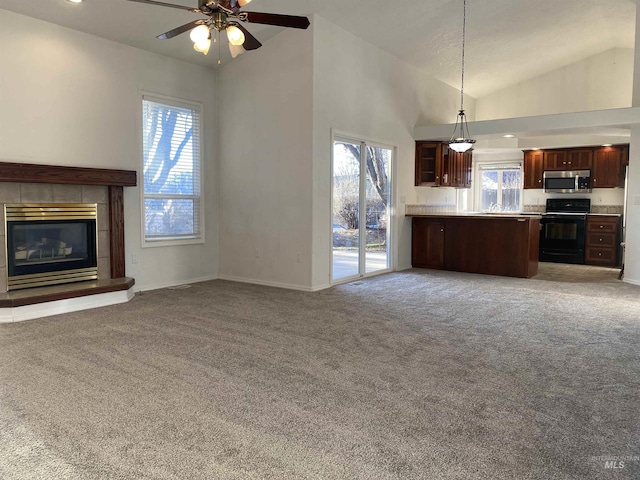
0, 162, 136, 320
0, 185, 110, 293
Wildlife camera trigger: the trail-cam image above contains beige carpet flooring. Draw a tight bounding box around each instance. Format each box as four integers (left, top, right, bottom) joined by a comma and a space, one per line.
1, 268, 639, 479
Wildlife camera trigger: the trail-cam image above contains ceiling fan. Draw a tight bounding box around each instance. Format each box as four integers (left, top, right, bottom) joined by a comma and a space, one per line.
127, 0, 310, 61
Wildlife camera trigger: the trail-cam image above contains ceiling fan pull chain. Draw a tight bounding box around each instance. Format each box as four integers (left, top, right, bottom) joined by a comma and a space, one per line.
217, 29, 221, 65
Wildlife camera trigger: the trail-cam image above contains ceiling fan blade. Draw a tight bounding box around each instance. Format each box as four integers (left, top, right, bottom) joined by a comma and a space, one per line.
157, 20, 205, 40
127, 0, 201, 13
242, 12, 310, 30
233, 23, 262, 51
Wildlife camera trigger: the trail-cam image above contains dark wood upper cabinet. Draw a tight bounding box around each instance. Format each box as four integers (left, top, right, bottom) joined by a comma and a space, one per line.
523, 150, 544, 189
565, 149, 593, 170
415, 142, 442, 186
415, 141, 472, 188
523, 145, 627, 189
593, 146, 624, 188
543, 150, 567, 170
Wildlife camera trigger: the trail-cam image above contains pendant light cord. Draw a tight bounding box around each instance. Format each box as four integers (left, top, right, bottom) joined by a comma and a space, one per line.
460, 0, 467, 111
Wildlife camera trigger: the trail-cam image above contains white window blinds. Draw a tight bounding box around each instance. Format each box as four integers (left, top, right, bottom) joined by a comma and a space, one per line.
142, 95, 202, 243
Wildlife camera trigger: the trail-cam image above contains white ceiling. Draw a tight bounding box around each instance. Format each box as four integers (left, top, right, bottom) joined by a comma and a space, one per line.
0, 0, 636, 98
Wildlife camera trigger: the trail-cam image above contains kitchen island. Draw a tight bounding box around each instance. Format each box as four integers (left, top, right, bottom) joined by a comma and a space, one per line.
409, 213, 541, 278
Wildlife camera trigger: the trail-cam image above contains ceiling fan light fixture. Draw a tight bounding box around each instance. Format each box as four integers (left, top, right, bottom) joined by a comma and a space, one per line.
190, 24, 211, 43
229, 43, 246, 58
238, 0, 253, 6
226, 25, 245, 46
193, 37, 211, 55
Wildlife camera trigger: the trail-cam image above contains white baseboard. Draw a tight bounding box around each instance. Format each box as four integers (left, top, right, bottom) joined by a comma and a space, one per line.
218, 274, 329, 292
0, 289, 135, 323
623, 277, 640, 286
134, 275, 219, 293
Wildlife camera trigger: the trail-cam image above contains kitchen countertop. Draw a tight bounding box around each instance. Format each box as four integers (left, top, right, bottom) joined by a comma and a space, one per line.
406, 212, 542, 219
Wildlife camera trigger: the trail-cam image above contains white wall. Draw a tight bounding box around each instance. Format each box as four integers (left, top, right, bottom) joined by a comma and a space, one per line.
0, 10, 219, 291
623, 5, 640, 286
311, 16, 474, 287
217, 23, 314, 289
476, 48, 633, 120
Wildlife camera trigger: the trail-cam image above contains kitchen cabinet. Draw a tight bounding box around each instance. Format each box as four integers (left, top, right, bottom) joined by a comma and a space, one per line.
443, 149, 472, 188
412, 217, 445, 268
523, 145, 627, 189
415, 142, 443, 186
542, 149, 592, 170
585, 215, 621, 266
523, 150, 544, 189
411, 214, 540, 278
593, 146, 624, 188
543, 150, 567, 170
565, 149, 593, 169
415, 142, 472, 188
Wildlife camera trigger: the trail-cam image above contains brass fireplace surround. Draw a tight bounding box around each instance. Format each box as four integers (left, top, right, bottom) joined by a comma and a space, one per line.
5, 204, 98, 290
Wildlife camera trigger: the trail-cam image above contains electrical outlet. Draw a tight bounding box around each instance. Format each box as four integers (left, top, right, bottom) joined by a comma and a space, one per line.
131, 253, 138, 264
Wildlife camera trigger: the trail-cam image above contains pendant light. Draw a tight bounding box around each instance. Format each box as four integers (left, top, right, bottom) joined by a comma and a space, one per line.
448, 0, 475, 153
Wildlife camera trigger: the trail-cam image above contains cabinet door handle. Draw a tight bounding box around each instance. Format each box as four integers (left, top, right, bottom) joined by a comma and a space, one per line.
599, 238, 603, 242
600, 225, 604, 229
440, 228, 444, 232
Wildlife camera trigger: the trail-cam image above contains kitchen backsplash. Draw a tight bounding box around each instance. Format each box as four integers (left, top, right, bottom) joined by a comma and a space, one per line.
405, 204, 457, 215
522, 204, 623, 214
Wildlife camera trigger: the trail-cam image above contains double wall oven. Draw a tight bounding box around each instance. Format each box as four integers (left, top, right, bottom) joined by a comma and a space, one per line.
539, 199, 590, 264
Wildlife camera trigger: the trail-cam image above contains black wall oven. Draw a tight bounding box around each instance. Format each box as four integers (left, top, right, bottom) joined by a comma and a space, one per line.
539, 199, 590, 264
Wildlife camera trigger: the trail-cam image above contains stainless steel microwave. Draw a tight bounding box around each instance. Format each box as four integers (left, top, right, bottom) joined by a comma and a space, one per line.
543, 170, 591, 193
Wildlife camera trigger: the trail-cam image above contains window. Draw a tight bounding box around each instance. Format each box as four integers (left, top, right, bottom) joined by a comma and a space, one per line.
142, 95, 202, 245
476, 163, 522, 212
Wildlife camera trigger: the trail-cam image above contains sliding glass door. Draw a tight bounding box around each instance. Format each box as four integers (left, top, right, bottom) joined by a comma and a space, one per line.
332, 136, 393, 282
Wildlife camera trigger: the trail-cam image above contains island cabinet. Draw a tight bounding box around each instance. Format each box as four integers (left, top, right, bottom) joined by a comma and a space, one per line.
411, 215, 540, 278
585, 215, 621, 266
412, 218, 445, 268
523, 150, 544, 189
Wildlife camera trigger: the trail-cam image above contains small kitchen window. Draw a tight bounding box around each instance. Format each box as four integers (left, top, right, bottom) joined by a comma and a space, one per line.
475, 162, 522, 212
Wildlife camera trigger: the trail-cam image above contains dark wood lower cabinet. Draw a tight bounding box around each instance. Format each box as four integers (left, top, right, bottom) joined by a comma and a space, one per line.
585, 215, 621, 266
412, 218, 445, 268
411, 215, 540, 278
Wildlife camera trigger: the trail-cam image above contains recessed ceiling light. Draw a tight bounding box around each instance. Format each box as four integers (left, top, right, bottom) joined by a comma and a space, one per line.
503, 134, 515, 138
531, 148, 541, 151
602, 143, 613, 147
66, 0, 82, 4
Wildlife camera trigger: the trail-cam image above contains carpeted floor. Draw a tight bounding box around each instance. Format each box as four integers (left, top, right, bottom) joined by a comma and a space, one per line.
1, 268, 639, 479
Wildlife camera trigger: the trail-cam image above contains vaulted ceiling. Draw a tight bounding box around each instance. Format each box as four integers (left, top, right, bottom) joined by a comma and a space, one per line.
0, 0, 636, 98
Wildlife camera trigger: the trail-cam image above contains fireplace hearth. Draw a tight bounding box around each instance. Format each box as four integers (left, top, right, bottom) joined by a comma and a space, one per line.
5, 204, 98, 290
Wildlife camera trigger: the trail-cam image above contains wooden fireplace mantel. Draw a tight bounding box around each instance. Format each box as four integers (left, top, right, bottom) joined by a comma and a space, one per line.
0, 161, 137, 298
0, 162, 136, 186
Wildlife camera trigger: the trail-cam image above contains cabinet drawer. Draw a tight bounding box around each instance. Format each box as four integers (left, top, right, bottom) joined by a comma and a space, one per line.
587, 219, 619, 233
586, 232, 616, 248
585, 247, 616, 265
